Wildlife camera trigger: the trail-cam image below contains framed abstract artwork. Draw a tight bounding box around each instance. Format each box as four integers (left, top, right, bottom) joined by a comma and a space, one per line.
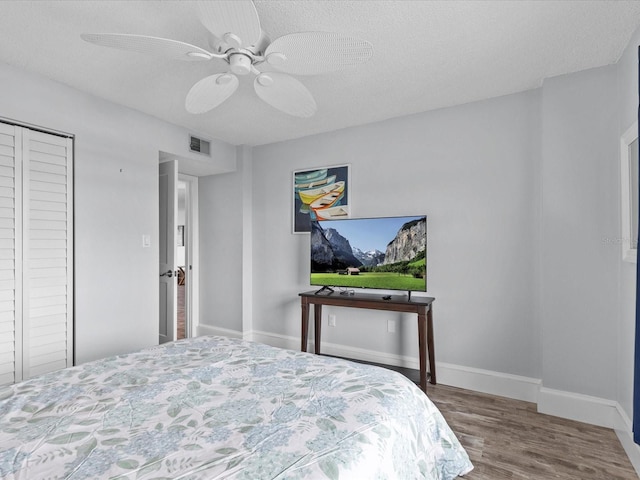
292, 164, 350, 233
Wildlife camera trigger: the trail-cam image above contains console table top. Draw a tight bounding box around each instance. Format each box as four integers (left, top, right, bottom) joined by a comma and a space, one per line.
299, 290, 435, 307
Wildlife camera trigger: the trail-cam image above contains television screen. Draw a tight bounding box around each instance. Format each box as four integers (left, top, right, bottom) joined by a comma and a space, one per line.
310, 215, 427, 292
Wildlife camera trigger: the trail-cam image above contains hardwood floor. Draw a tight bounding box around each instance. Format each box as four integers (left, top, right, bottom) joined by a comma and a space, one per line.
177, 282, 185, 339
322, 355, 637, 478
426, 384, 638, 479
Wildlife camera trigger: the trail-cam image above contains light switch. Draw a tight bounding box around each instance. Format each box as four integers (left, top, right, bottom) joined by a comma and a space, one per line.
142, 235, 151, 248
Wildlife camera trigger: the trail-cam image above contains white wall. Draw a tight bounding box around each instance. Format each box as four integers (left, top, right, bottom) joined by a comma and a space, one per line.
249, 91, 541, 377
616, 27, 640, 434
539, 65, 619, 400
0, 61, 236, 364
198, 152, 245, 333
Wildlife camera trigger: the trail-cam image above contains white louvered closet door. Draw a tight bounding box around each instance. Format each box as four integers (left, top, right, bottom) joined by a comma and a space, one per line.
0, 123, 73, 386
0, 122, 21, 386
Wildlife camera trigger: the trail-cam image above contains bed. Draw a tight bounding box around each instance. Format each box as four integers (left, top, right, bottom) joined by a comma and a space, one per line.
0, 336, 473, 479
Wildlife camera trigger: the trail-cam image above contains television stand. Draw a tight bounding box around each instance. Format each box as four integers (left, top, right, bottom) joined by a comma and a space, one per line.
314, 285, 334, 295
299, 291, 436, 393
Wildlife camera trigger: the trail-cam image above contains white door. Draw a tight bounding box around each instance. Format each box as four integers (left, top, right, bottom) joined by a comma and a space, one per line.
23, 129, 74, 378
0, 123, 73, 386
159, 160, 177, 344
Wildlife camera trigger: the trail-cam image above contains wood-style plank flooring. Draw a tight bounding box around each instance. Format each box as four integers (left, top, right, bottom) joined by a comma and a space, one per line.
177, 282, 185, 339
426, 384, 638, 479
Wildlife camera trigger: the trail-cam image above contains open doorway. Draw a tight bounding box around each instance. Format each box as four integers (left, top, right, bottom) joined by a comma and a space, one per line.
177, 181, 187, 339
177, 174, 199, 340
159, 159, 199, 343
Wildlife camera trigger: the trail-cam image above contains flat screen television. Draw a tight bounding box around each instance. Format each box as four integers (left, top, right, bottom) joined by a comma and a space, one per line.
310, 215, 427, 294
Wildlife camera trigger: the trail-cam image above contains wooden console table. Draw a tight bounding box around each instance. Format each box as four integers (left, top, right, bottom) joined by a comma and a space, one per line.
299, 291, 436, 392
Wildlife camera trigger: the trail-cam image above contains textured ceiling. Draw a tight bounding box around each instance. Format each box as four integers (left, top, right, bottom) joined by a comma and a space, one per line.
0, 1, 639, 146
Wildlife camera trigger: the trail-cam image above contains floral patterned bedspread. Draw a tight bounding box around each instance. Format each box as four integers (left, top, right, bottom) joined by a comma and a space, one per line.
0, 336, 472, 479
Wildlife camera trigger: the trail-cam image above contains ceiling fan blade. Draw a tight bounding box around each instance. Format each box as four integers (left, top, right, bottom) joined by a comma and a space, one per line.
197, 1, 261, 48
254, 72, 317, 118
80, 33, 213, 61
265, 32, 373, 75
185, 73, 239, 114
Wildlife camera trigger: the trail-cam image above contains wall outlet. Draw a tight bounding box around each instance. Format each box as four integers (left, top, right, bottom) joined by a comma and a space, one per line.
328, 314, 336, 327
387, 319, 396, 333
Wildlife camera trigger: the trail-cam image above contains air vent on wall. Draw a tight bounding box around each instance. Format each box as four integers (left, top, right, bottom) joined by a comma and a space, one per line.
189, 135, 210, 156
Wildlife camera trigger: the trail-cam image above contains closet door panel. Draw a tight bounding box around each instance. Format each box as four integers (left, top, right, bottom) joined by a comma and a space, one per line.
22, 129, 72, 380
0, 124, 72, 386
0, 123, 20, 385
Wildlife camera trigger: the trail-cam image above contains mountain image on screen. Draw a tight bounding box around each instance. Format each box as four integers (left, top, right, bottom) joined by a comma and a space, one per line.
310, 216, 427, 292
352, 247, 385, 267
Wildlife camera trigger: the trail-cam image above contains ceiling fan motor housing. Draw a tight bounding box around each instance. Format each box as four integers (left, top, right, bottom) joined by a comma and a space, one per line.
229, 53, 253, 75
208, 30, 270, 57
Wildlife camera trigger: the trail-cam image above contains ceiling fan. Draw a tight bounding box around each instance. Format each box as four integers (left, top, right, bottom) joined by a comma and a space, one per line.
81, 1, 373, 118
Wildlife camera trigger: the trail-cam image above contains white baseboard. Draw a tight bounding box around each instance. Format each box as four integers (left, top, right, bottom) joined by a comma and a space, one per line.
614, 405, 640, 476
537, 387, 618, 428
249, 330, 540, 402
197, 323, 245, 339
196, 327, 640, 477
437, 362, 540, 403
250, 329, 423, 367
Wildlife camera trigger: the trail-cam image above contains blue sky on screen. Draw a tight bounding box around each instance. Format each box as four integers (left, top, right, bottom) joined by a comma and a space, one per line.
321, 216, 424, 252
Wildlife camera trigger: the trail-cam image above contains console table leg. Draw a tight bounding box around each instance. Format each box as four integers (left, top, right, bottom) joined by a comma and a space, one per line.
314, 305, 322, 354
427, 306, 436, 385
301, 300, 309, 352
418, 308, 427, 392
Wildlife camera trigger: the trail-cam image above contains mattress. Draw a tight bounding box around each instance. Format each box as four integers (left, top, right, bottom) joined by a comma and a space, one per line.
0, 335, 472, 479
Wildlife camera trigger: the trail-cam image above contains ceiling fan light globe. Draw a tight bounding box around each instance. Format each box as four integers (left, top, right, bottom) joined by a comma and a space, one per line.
185, 73, 239, 114
257, 74, 273, 87
254, 72, 317, 118
216, 74, 234, 85
223, 32, 242, 50
229, 54, 252, 75
266, 52, 287, 66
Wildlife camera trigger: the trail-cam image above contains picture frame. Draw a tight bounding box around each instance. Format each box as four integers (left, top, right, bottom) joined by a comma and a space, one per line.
292, 164, 350, 233
621, 122, 638, 263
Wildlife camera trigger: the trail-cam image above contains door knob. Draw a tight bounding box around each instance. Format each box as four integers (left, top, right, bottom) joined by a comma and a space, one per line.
160, 270, 174, 278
